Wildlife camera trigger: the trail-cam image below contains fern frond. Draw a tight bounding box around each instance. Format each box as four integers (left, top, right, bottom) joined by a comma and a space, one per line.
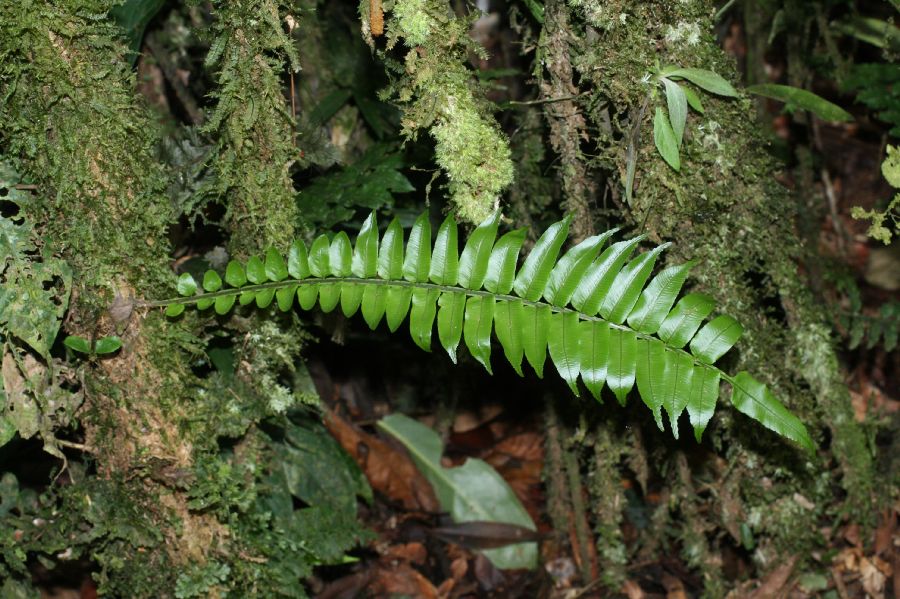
153, 212, 814, 450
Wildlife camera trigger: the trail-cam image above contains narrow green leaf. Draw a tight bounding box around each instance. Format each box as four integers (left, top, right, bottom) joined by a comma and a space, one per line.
521, 304, 551, 378
265, 247, 289, 281
276, 285, 297, 312
409, 288, 439, 351
607, 328, 637, 406
746, 84, 853, 122
165, 303, 186, 317
429, 214, 459, 285
484, 228, 527, 294
654, 107, 681, 171
579, 320, 609, 402
330, 232, 353, 277
663, 67, 739, 97
176, 272, 197, 296
64, 335, 91, 354
352, 212, 379, 278
94, 336, 122, 355
635, 338, 667, 429
288, 239, 311, 279
317, 284, 341, 313
202, 270, 222, 292
687, 366, 719, 442
246, 256, 266, 284
385, 285, 412, 332
437, 291, 466, 362
663, 351, 694, 438
256, 288, 276, 309
458, 211, 500, 289
296, 286, 317, 311
340, 282, 363, 317
225, 261, 247, 288
548, 311, 581, 395
626, 260, 695, 334
683, 85, 705, 113
730, 372, 814, 450
513, 216, 571, 301
361, 285, 386, 329
403, 212, 432, 282
215, 294, 236, 315
464, 295, 495, 373
309, 235, 331, 278
600, 244, 669, 324
657, 293, 715, 348
378, 218, 404, 280
571, 236, 645, 314
662, 78, 688, 146
544, 230, 616, 306
690, 315, 743, 364
493, 300, 524, 376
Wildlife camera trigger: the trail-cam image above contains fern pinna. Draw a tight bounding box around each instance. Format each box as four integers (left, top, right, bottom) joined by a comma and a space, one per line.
154, 212, 814, 450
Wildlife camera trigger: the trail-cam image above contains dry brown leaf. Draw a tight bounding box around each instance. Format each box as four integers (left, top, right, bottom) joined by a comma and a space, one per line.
748, 555, 797, 599
383, 542, 427, 565
371, 561, 439, 599
622, 579, 645, 599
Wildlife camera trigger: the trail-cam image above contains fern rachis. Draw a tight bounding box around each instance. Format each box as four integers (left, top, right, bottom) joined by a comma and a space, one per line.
149, 212, 814, 450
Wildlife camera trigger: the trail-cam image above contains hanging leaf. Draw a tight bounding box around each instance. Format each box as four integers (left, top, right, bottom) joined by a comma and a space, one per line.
746, 83, 853, 122
654, 107, 681, 171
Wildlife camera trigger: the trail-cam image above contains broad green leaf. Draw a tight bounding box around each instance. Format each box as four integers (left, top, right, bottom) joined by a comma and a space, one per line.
361, 285, 387, 329
297, 286, 317, 311
385, 285, 412, 332
330, 232, 353, 277
203, 270, 222, 292
246, 256, 266, 284
340, 282, 363, 317
607, 328, 637, 406
662, 78, 688, 146
729, 372, 814, 450
94, 336, 123, 355
309, 235, 331, 278
627, 260, 695, 334
683, 85, 705, 113
485, 228, 527, 294
653, 107, 681, 171
548, 311, 581, 395
197, 297, 214, 310
215, 294, 236, 315
429, 215, 459, 286
746, 84, 853, 122
687, 366, 720, 442
635, 338, 667, 429
265, 247, 289, 281
513, 216, 571, 301
493, 300, 524, 376
176, 272, 197, 296
410, 288, 439, 351
437, 292, 466, 362
458, 211, 500, 289
288, 239, 311, 279
318, 284, 341, 313
663, 67, 739, 97
690, 315, 743, 364
256, 288, 276, 309
544, 230, 616, 306
63, 336, 91, 354
464, 296, 495, 373
521, 304, 551, 378
225, 260, 247, 288
378, 218, 404, 280
352, 212, 379, 278
403, 212, 431, 282
165, 303, 186, 317
579, 320, 609, 402
277, 285, 297, 312
572, 236, 645, 314
600, 244, 669, 324
657, 293, 715, 348
377, 414, 538, 570
240, 290, 257, 306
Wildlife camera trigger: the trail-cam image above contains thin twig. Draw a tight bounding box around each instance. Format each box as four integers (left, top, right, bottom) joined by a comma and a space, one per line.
504, 92, 588, 107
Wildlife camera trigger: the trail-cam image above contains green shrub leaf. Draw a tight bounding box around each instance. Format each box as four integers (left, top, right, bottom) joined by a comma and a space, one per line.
746, 84, 853, 122
654, 107, 681, 171
663, 67, 739, 97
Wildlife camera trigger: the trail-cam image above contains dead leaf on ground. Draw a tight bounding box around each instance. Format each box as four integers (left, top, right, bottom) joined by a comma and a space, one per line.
369, 560, 439, 599
747, 555, 797, 599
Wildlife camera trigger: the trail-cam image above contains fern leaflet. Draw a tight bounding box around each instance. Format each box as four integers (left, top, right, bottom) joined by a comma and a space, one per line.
150, 212, 814, 450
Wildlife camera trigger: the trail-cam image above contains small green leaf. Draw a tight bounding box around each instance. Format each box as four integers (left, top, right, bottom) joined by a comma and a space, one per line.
385, 285, 412, 332
600, 244, 669, 324
437, 291, 466, 362
353, 213, 379, 278
464, 295, 495, 373
214, 294, 236, 315
690, 315, 743, 364
403, 212, 432, 282
662, 78, 688, 146
548, 311, 581, 395
277, 285, 297, 312
340, 282, 363, 317
458, 211, 500, 289
64, 335, 92, 354
635, 338, 667, 429
203, 270, 222, 292
409, 288, 439, 351
572, 236, 645, 315
225, 261, 247, 288
653, 107, 681, 171
627, 260, 695, 334
176, 273, 197, 296
521, 304, 550, 378
378, 219, 404, 280
544, 230, 615, 307
607, 328, 637, 406
330, 232, 353, 277
657, 293, 716, 348
730, 372, 814, 451
309, 235, 331, 278
494, 300, 524, 376
361, 286, 387, 330
579, 320, 609, 402
682, 85, 705, 113
429, 215, 459, 286
687, 366, 720, 442
485, 228, 527, 295
513, 216, 571, 301
256, 288, 276, 309
265, 248, 289, 281
165, 303, 186, 317
246, 256, 266, 284
318, 284, 341, 313
288, 240, 311, 279
663, 67, 739, 97
746, 84, 853, 122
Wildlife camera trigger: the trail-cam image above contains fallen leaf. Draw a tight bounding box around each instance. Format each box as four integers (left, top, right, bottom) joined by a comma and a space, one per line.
748, 555, 797, 599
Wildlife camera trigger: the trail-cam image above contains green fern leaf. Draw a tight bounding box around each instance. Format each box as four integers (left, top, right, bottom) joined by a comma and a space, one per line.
155, 211, 814, 450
